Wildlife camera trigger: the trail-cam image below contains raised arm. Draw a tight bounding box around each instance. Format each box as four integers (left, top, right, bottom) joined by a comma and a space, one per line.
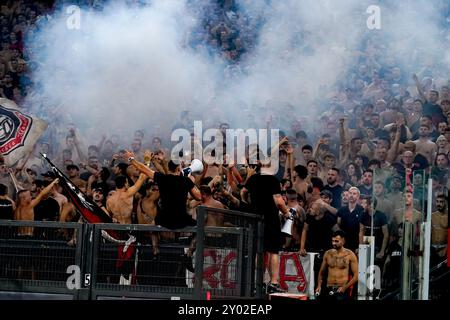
30, 178, 59, 208
97, 134, 106, 153
125, 173, 147, 197
286, 143, 296, 181
387, 119, 402, 164
339, 118, 349, 166
124, 150, 155, 180
413, 73, 427, 102
73, 132, 87, 163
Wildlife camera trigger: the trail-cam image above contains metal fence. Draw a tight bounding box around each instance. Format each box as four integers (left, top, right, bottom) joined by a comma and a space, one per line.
0, 206, 264, 300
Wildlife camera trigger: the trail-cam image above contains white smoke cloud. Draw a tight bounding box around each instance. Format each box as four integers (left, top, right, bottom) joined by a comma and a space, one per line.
23, 0, 450, 145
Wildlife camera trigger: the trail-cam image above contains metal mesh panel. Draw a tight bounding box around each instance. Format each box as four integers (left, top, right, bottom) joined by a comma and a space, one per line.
93, 228, 196, 292
200, 207, 264, 299
0, 206, 263, 300
0, 221, 81, 291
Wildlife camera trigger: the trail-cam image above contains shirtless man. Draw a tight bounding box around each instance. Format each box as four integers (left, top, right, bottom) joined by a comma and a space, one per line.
413, 125, 437, 165
60, 200, 78, 244
184, 185, 226, 270
51, 183, 68, 216
199, 185, 225, 226
15, 178, 59, 236
393, 190, 421, 227
107, 174, 146, 224
431, 193, 448, 264
315, 230, 358, 300
137, 182, 160, 255
66, 164, 87, 191
292, 165, 309, 201
284, 188, 306, 250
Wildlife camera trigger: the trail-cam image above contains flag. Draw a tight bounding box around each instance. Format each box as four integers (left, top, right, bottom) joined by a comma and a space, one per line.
0, 98, 47, 166
42, 153, 113, 224
42, 154, 137, 279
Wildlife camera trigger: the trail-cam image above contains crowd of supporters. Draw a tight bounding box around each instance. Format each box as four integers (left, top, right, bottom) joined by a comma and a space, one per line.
0, 0, 448, 297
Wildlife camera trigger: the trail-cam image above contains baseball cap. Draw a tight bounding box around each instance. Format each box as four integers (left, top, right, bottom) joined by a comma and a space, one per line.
92, 187, 103, 193
66, 164, 80, 171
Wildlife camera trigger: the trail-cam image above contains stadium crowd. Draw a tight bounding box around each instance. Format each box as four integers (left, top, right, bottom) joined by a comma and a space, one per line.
0, 0, 448, 297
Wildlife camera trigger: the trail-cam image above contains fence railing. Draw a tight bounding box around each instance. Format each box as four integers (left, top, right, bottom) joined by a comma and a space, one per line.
0, 206, 264, 300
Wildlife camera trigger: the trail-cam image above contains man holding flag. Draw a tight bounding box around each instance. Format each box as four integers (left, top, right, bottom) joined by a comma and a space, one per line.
41, 153, 138, 284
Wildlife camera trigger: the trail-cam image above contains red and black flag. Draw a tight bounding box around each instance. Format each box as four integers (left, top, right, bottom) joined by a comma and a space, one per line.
42, 154, 137, 280
42, 153, 113, 224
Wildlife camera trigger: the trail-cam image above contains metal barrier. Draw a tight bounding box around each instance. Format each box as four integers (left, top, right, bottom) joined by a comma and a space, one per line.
0, 206, 264, 300
0, 220, 84, 299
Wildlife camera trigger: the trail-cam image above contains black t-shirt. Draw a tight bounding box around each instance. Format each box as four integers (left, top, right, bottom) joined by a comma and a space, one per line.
358, 185, 373, 198
337, 204, 364, 251
34, 197, 60, 221
423, 102, 446, 126
305, 212, 337, 252
153, 172, 195, 229
359, 210, 388, 250
245, 174, 282, 234
0, 198, 14, 220
323, 184, 343, 208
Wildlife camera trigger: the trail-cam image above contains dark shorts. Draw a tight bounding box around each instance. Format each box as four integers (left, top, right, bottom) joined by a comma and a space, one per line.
157, 214, 196, 230
319, 286, 350, 301
264, 230, 282, 254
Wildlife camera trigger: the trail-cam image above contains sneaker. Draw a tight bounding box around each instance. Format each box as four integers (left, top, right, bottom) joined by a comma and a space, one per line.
267, 283, 286, 294
182, 254, 195, 273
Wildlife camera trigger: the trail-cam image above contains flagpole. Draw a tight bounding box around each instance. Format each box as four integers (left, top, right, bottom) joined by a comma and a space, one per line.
8, 171, 19, 193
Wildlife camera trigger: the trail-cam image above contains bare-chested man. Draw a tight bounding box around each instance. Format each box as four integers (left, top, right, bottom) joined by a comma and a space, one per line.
413, 124, 437, 165
315, 230, 358, 300
199, 185, 225, 226
292, 165, 309, 201
392, 190, 421, 227
107, 173, 146, 224
15, 178, 60, 236
137, 182, 160, 255
66, 164, 87, 191
184, 185, 226, 270
431, 193, 448, 264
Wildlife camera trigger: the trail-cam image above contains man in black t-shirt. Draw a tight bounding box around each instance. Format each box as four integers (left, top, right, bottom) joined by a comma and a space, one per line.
300, 199, 337, 255
382, 223, 403, 291
359, 196, 389, 264
125, 151, 202, 277
337, 187, 364, 252
241, 164, 292, 294
0, 183, 14, 220
323, 168, 343, 208
125, 151, 201, 229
